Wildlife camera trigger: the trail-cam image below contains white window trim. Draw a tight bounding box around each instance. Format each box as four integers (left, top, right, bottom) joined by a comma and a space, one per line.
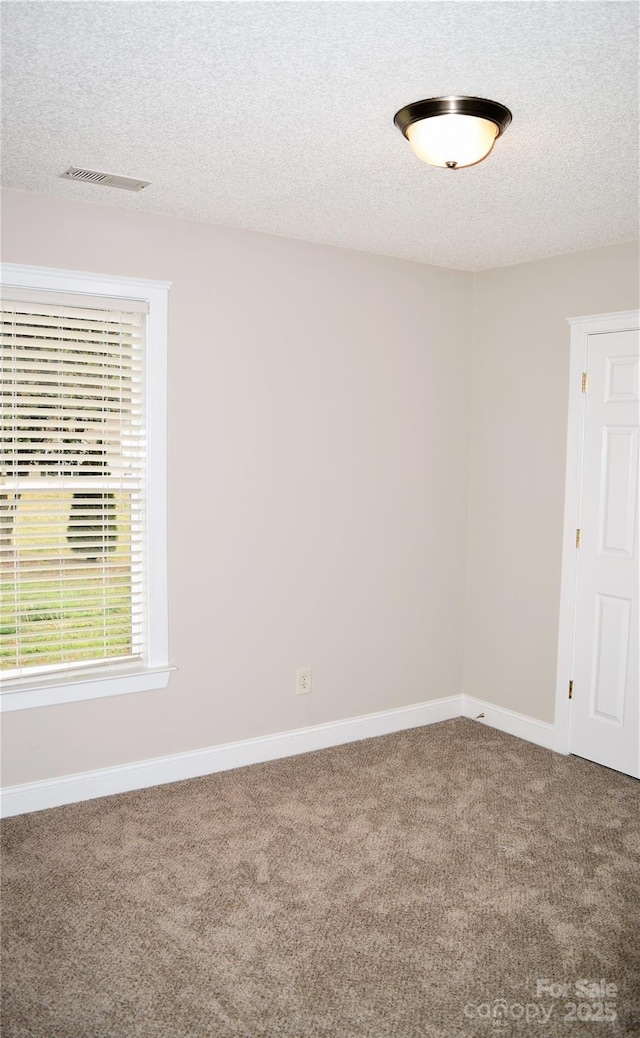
0, 263, 175, 711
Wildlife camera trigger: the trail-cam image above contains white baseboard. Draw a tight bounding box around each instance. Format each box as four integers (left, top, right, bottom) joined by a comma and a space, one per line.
1, 694, 464, 818
1, 695, 558, 818
461, 695, 556, 751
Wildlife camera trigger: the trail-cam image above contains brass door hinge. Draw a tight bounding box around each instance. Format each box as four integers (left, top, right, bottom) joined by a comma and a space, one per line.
576, 528, 582, 548
582, 372, 589, 393
568, 680, 574, 700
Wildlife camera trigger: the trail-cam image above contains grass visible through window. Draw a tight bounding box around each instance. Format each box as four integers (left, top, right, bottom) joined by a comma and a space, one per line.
0, 490, 134, 671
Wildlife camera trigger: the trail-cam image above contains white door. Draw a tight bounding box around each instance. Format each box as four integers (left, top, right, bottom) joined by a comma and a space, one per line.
569, 323, 639, 777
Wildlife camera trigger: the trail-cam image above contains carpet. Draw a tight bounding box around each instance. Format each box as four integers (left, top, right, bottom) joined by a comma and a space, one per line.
1, 717, 639, 1037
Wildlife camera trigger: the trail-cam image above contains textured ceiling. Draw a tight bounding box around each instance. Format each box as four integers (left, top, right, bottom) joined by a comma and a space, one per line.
1, 1, 638, 271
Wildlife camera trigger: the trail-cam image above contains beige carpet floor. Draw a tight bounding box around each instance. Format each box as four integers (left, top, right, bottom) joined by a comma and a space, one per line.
1, 717, 639, 1038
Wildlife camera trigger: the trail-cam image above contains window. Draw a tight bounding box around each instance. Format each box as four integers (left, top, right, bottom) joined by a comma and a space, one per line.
0, 264, 172, 710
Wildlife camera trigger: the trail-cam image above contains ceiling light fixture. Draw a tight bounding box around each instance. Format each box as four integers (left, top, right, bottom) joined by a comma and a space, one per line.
393, 96, 512, 169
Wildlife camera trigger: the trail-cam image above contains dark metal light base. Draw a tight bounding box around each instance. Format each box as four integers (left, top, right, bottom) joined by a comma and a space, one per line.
394, 96, 512, 139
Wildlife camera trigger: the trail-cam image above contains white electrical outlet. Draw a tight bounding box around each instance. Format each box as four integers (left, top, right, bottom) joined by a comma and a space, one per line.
296, 667, 312, 695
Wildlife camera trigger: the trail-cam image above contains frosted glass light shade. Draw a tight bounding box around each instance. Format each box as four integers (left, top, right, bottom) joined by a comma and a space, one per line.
406, 114, 499, 169
394, 97, 512, 170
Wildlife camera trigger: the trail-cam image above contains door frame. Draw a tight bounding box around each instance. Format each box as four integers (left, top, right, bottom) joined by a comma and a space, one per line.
554, 309, 640, 755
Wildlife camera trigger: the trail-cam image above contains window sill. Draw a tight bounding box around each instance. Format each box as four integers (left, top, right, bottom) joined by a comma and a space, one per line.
0, 663, 177, 712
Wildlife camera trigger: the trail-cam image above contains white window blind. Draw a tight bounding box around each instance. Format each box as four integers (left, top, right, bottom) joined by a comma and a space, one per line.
1, 295, 148, 678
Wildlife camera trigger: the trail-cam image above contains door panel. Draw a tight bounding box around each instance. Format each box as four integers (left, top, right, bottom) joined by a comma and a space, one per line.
599, 427, 638, 556
591, 592, 630, 724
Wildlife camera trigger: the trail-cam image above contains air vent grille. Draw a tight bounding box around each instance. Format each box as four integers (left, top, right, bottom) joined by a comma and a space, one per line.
60, 167, 151, 192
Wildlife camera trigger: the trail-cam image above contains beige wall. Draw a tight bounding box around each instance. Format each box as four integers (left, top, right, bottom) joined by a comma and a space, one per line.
464, 242, 640, 723
1, 189, 473, 785
2, 189, 638, 787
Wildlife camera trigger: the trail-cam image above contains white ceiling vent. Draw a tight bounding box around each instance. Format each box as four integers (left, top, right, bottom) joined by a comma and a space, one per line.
60, 167, 151, 191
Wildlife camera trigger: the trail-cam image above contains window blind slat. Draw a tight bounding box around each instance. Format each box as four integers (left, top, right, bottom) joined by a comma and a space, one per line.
1, 320, 143, 335
1, 350, 143, 374
1, 349, 142, 368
